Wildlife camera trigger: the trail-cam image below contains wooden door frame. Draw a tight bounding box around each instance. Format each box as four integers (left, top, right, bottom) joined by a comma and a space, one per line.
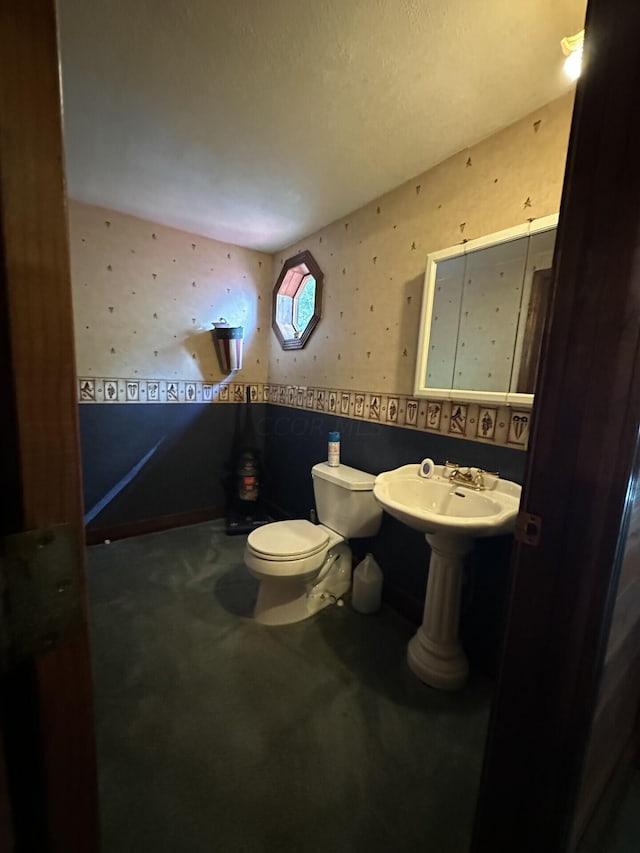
0, 1, 98, 850
473, 0, 640, 849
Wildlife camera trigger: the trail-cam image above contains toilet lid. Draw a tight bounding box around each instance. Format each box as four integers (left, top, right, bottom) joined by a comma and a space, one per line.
248, 520, 329, 560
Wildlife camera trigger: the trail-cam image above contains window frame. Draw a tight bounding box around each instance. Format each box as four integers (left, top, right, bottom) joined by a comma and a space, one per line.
271, 249, 323, 350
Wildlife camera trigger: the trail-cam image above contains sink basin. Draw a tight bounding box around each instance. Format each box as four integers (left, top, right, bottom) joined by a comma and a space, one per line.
373, 462, 522, 690
373, 463, 521, 537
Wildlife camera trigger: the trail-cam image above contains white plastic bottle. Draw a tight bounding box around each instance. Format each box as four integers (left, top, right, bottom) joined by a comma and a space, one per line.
352, 553, 383, 614
328, 431, 340, 467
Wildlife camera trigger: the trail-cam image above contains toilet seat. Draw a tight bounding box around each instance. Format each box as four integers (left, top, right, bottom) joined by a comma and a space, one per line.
245, 520, 344, 580
247, 519, 329, 561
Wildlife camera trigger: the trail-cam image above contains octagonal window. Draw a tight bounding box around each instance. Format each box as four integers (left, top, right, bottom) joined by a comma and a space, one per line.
272, 250, 323, 350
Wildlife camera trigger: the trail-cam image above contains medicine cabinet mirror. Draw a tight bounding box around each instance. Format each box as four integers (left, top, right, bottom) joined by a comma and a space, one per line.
414, 214, 558, 408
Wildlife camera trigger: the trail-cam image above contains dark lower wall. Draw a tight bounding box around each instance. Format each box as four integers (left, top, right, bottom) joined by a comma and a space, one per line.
261, 403, 526, 675
78, 399, 525, 676
79, 402, 266, 532
261, 405, 526, 517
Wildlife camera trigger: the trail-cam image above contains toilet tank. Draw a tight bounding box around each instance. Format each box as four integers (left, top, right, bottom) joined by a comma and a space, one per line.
311, 462, 383, 538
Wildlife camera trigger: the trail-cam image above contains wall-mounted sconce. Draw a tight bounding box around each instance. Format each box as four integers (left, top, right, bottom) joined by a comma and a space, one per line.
211, 318, 244, 373
561, 29, 584, 81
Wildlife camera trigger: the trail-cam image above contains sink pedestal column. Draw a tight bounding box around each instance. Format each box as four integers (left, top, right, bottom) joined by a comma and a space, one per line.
407, 533, 473, 690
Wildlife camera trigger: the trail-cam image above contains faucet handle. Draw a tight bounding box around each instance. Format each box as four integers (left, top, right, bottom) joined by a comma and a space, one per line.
477, 468, 500, 489
443, 461, 460, 479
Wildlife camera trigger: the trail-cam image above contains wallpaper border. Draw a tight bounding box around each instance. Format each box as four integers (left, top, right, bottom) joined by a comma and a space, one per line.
78, 377, 530, 450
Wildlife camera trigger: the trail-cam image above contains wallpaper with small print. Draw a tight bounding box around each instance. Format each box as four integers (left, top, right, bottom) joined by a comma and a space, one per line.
69, 200, 272, 385
269, 92, 574, 415
71, 93, 573, 455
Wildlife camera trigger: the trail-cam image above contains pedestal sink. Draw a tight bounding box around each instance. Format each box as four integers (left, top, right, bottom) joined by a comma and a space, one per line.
373, 463, 521, 690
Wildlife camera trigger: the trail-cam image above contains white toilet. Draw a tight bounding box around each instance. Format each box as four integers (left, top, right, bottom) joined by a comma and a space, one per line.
244, 462, 383, 625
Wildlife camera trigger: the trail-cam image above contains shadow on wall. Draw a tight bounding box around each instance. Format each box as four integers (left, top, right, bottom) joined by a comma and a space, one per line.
79, 402, 265, 531
183, 329, 222, 380
395, 272, 426, 389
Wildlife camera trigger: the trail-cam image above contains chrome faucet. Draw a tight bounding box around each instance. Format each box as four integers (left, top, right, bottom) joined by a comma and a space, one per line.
445, 461, 495, 491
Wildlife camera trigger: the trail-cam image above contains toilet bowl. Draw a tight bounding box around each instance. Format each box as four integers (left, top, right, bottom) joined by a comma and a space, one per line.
244, 462, 383, 625
245, 520, 351, 625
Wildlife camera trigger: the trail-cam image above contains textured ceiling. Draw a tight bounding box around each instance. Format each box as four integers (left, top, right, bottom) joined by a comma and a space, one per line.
57, 0, 587, 252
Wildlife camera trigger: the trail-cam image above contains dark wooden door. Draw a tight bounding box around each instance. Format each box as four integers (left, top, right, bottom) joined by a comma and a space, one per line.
0, 1, 99, 850
516, 268, 552, 394
473, 0, 640, 849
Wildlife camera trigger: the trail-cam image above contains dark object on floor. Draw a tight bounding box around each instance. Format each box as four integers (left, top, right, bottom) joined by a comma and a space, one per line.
225, 506, 273, 535
224, 386, 269, 535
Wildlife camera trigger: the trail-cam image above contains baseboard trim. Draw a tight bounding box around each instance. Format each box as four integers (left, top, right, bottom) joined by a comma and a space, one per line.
85, 506, 226, 545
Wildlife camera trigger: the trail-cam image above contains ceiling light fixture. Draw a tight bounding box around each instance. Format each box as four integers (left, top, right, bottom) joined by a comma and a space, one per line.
561, 29, 585, 81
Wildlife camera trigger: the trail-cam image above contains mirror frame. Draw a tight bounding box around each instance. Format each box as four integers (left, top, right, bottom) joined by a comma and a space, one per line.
413, 213, 558, 408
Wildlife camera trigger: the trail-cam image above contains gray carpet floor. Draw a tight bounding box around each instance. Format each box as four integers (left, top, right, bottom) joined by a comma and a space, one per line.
86, 520, 494, 853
